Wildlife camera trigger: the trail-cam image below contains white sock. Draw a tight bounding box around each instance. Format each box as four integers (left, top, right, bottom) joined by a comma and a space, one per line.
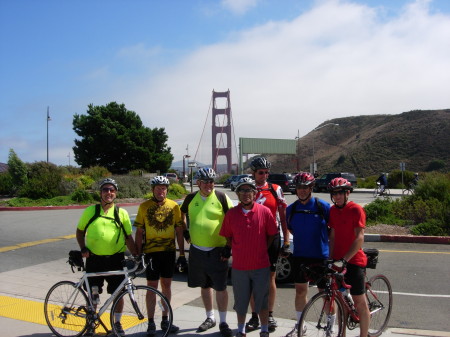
219, 311, 227, 324
328, 313, 336, 327
114, 313, 122, 322
296, 311, 302, 322
206, 310, 215, 321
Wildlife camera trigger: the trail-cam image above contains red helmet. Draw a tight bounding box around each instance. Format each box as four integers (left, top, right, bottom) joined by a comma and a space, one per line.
293, 172, 315, 186
328, 177, 352, 191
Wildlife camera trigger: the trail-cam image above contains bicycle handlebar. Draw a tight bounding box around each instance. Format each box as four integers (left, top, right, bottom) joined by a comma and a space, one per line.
122, 254, 147, 275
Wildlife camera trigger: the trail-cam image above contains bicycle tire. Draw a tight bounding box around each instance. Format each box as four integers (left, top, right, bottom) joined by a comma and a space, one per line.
373, 188, 379, 198
298, 291, 345, 337
383, 189, 391, 197
111, 285, 173, 337
44, 281, 90, 337
366, 275, 393, 337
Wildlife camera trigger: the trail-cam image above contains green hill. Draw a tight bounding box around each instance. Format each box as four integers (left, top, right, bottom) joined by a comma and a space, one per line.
269, 109, 450, 177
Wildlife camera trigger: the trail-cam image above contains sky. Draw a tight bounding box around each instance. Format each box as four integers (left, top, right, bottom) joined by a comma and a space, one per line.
1, 0, 450, 168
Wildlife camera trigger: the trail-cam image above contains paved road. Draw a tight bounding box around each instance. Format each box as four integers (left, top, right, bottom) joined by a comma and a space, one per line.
1, 200, 450, 332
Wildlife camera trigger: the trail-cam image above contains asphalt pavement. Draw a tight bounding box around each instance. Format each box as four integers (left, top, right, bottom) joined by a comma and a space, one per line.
0, 191, 449, 336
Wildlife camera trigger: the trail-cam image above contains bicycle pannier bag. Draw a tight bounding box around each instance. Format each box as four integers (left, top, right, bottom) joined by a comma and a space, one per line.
363, 248, 379, 269
68, 250, 85, 272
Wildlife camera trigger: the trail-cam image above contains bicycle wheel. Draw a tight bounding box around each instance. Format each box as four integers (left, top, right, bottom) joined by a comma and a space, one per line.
383, 189, 391, 198
111, 285, 173, 337
298, 291, 345, 337
44, 281, 90, 337
373, 188, 379, 198
366, 275, 393, 337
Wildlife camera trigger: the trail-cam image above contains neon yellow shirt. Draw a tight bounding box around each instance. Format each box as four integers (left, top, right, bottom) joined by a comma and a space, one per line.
187, 192, 233, 247
77, 204, 132, 255
134, 198, 183, 253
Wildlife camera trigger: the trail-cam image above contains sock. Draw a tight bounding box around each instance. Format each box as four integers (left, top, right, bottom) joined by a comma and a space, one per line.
219, 311, 227, 324
296, 311, 302, 322
252, 312, 258, 318
328, 313, 336, 327
238, 323, 246, 334
206, 310, 215, 321
269, 311, 273, 317
261, 324, 269, 333
114, 313, 122, 322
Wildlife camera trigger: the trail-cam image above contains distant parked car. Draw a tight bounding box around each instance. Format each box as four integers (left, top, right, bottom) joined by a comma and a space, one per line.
314, 172, 357, 192
230, 174, 252, 191
163, 173, 179, 182
267, 173, 296, 194
223, 175, 238, 188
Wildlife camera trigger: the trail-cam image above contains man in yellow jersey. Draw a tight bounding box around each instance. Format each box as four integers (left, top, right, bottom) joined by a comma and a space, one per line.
76, 178, 137, 337
180, 168, 234, 337
134, 176, 185, 336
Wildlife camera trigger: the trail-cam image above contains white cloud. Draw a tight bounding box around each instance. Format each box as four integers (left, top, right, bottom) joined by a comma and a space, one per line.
122, 0, 449, 165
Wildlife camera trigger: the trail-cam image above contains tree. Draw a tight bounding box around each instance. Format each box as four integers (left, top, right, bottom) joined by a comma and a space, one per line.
72, 102, 173, 173
7, 149, 28, 194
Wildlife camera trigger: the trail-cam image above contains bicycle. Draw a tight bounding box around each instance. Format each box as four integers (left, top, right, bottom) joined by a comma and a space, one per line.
373, 182, 390, 198
297, 249, 393, 337
402, 183, 415, 195
44, 253, 173, 337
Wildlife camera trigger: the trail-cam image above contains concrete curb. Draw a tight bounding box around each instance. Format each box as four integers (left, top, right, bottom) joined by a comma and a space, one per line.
0, 202, 142, 211
364, 233, 450, 244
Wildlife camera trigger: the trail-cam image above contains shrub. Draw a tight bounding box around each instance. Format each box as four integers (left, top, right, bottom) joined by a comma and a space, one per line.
84, 166, 111, 181
364, 198, 402, 225
411, 220, 448, 236
8, 149, 28, 194
113, 176, 149, 198
19, 161, 64, 199
71, 189, 94, 203
0, 172, 13, 195
168, 183, 187, 199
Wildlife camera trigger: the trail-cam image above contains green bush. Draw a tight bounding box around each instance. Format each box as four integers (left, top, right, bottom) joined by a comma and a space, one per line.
411, 219, 448, 236
364, 198, 402, 225
0, 172, 13, 195
168, 183, 187, 199
19, 161, 64, 199
84, 166, 111, 181
71, 189, 94, 203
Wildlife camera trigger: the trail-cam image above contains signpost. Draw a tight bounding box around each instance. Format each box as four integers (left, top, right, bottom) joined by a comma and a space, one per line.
188, 161, 197, 192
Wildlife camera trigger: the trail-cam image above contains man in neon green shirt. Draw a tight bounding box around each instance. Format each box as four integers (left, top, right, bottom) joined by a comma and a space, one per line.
180, 168, 234, 337
76, 178, 137, 337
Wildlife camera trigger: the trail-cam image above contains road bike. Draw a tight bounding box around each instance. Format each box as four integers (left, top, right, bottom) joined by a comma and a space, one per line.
373, 182, 390, 198
402, 183, 415, 195
44, 254, 173, 337
297, 249, 393, 337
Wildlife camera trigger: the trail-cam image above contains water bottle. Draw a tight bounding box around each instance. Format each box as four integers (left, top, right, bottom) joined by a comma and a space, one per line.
92, 286, 100, 305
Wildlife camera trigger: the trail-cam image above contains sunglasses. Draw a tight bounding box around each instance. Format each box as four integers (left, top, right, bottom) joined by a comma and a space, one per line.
238, 188, 255, 194
296, 185, 311, 190
102, 187, 116, 193
256, 171, 269, 175
201, 180, 214, 184
331, 190, 347, 196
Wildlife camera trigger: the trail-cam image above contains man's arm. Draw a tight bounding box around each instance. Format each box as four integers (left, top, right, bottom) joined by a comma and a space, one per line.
125, 234, 137, 256
135, 227, 144, 255
175, 225, 185, 256
278, 204, 289, 246
180, 212, 191, 244
267, 234, 276, 249
342, 227, 365, 262
328, 228, 335, 259
76, 228, 90, 258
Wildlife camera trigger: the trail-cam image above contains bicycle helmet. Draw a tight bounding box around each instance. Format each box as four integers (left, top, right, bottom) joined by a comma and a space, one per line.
150, 176, 170, 186
328, 177, 352, 191
235, 177, 257, 191
99, 178, 118, 191
249, 157, 271, 171
293, 172, 315, 186
196, 167, 216, 180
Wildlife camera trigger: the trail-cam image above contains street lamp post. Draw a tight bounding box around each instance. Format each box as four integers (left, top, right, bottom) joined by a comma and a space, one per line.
295, 129, 300, 172
311, 123, 339, 175
46, 106, 51, 163
183, 154, 191, 182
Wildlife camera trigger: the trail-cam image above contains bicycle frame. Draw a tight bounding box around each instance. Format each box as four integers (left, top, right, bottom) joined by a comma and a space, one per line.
61, 257, 146, 332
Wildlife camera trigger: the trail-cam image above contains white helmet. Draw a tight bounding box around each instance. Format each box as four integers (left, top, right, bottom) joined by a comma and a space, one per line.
150, 176, 170, 186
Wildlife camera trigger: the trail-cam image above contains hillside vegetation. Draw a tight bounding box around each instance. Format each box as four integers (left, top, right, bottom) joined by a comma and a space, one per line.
270, 109, 450, 177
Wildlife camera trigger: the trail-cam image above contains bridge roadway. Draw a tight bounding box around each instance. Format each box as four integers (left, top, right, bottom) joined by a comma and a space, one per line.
0, 187, 449, 336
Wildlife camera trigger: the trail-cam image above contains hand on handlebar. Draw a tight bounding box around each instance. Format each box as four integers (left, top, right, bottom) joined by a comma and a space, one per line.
280, 243, 291, 257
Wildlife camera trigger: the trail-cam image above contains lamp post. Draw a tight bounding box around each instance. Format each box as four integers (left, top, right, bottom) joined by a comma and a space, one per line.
46, 106, 51, 163
311, 123, 339, 175
295, 129, 300, 172
183, 154, 191, 182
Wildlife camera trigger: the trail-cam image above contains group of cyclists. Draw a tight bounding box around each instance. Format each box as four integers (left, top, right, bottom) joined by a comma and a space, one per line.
75, 156, 375, 337
376, 172, 419, 196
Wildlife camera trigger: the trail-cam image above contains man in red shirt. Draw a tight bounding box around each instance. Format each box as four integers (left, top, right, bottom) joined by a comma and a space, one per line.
328, 177, 370, 337
220, 177, 278, 337
247, 157, 289, 332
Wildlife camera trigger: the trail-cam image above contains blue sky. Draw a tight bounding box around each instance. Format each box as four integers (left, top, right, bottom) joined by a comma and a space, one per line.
1, 0, 450, 167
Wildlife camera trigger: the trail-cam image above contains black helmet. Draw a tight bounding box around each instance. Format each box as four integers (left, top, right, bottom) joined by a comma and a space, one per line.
99, 178, 118, 191
249, 157, 271, 171
196, 167, 216, 180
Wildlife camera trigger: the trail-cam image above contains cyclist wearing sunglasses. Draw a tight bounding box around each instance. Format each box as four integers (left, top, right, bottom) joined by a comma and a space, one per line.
246, 157, 288, 333
76, 178, 137, 336
284, 172, 331, 337
328, 177, 370, 337
180, 167, 234, 337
